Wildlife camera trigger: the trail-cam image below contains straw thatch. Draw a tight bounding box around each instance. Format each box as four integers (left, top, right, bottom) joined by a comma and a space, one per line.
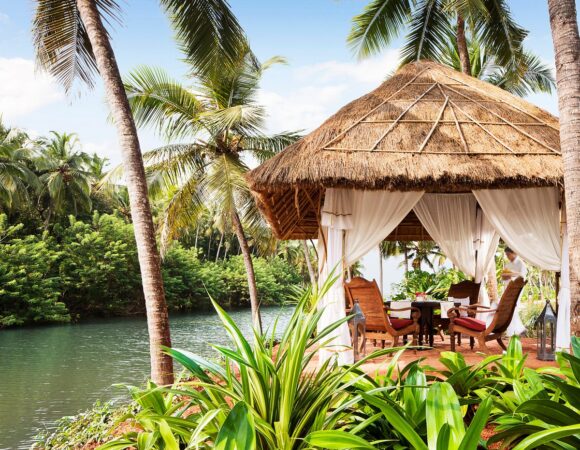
247, 61, 563, 240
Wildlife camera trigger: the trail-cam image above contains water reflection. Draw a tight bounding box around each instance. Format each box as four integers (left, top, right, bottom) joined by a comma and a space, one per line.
0, 306, 293, 449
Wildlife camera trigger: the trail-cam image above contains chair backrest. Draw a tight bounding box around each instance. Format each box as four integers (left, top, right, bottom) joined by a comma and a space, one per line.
448, 280, 481, 305
344, 277, 388, 332
491, 277, 526, 333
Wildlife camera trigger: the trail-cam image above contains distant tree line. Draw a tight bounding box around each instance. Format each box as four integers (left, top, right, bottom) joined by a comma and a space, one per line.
0, 124, 310, 327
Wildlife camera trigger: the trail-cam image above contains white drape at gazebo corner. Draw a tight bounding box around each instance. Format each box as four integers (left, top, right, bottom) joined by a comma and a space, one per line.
317, 186, 571, 365
318, 189, 423, 365
474, 187, 570, 349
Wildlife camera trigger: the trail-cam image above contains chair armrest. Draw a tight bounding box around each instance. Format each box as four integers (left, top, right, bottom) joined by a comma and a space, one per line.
465, 303, 492, 309
448, 306, 497, 320
385, 306, 421, 322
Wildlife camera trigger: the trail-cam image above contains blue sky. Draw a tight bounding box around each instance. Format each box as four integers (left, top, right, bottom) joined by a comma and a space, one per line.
0, 0, 563, 291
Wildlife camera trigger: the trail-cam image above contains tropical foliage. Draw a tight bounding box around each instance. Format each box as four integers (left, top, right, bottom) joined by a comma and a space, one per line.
391, 268, 467, 300
35, 292, 580, 449
0, 212, 303, 327
348, 0, 554, 96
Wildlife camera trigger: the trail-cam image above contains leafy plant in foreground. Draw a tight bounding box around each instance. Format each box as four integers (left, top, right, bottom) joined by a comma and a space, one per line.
99, 279, 397, 449
489, 336, 580, 449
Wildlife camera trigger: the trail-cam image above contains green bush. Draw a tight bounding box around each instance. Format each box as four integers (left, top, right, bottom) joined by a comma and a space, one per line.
162, 244, 224, 310
56, 212, 143, 316
391, 268, 467, 300
33, 401, 133, 449
0, 215, 69, 327
0, 213, 304, 326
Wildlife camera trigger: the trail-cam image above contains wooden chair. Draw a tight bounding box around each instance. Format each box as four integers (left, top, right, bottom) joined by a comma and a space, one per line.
448, 277, 526, 353
440, 281, 481, 345
344, 277, 421, 349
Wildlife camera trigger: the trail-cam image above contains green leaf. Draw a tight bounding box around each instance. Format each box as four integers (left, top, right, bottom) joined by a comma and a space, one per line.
361, 393, 428, 450
512, 424, 580, 450
215, 402, 255, 450
517, 399, 580, 427
305, 430, 377, 449
158, 419, 179, 450
426, 382, 464, 450
458, 397, 492, 450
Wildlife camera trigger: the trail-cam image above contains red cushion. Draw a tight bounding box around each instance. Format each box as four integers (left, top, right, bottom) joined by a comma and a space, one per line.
390, 318, 414, 330
455, 317, 486, 332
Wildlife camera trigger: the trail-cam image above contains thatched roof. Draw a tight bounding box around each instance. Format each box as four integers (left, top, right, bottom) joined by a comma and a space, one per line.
247, 60, 563, 240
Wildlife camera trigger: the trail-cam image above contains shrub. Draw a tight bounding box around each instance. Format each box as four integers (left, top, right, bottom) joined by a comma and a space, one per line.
33, 401, 133, 449
0, 215, 69, 327
56, 212, 142, 316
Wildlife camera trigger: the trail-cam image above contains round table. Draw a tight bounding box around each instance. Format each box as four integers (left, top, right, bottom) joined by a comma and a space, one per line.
387, 300, 460, 347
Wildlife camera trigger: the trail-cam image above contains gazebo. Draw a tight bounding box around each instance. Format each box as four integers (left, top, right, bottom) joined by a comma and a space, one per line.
247, 60, 570, 364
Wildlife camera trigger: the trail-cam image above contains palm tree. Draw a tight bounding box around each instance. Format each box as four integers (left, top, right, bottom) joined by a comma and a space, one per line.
348, 0, 526, 75
547, 0, 580, 336
32, 0, 251, 384
34, 132, 93, 220
438, 32, 555, 96
380, 240, 413, 274
0, 123, 38, 210
121, 51, 300, 332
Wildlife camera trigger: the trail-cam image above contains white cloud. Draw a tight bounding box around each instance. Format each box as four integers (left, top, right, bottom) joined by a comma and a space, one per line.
259, 50, 401, 133
0, 12, 9, 24
0, 58, 64, 120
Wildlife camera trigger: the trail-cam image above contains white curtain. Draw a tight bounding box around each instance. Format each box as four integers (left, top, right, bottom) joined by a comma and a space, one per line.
317, 188, 423, 366
557, 224, 571, 350
473, 188, 561, 271
414, 194, 499, 317
474, 207, 501, 311
414, 194, 479, 275
345, 190, 424, 265
318, 189, 354, 366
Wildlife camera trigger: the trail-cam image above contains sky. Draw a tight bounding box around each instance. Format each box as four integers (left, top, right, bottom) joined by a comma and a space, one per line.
0, 0, 563, 292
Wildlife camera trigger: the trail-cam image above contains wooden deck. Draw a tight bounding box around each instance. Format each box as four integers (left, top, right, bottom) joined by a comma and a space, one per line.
308, 336, 558, 373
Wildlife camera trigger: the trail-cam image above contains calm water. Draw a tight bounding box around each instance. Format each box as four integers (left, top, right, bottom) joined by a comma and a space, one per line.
0, 306, 294, 449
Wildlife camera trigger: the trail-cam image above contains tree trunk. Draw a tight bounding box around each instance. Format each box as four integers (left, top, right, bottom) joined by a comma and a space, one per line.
404, 246, 410, 275
206, 231, 212, 259
215, 232, 224, 263
194, 224, 199, 250
231, 209, 262, 332
76, 0, 173, 384
456, 15, 471, 75
301, 239, 317, 285
548, 0, 580, 336
486, 265, 499, 303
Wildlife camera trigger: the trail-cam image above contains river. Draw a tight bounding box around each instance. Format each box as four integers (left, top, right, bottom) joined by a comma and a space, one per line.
0, 306, 294, 449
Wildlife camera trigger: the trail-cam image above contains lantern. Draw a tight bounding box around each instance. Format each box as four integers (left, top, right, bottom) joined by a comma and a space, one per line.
349, 300, 366, 361
535, 300, 557, 361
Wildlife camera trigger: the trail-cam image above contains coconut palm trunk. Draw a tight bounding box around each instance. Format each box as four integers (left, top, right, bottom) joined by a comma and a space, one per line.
231, 209, 262, 332
76, 0, 173, 384
456, 14, 471, 75
302, 239, 317, 286
548, 0, 580, 336
486, 266, 498, 303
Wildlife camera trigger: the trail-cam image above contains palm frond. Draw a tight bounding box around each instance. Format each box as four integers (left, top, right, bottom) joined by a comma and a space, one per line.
157, 176, 206, 255
200, 153, 249, 218
486, 51, 555, 97
159, 0, 255, 77
400, 0, 451, 65
124, 66, 207, 140
475, 0, 527, 67
348, 0, 412, 59
240, 132, 302, 163
33, 0, 121, 92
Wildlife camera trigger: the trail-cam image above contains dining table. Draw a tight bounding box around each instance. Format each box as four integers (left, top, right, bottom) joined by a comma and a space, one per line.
386, 299, 460, 348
